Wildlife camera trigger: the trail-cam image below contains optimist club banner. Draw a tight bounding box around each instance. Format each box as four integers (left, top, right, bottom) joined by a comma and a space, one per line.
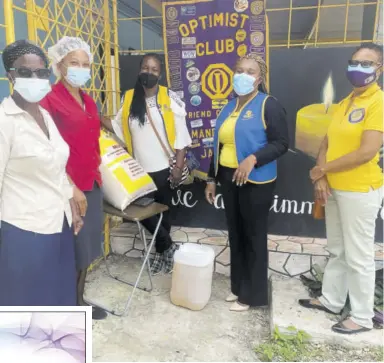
162, 0, 268, 177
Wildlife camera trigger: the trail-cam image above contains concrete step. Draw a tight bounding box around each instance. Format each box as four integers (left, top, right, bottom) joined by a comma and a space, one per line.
270, 275, 383, 348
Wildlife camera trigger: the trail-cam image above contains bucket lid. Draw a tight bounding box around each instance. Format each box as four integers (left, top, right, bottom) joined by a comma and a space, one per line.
174, 243, 215, 267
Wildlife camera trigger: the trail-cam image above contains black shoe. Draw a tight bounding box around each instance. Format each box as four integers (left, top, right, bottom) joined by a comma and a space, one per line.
92, 306, 108, 320
298, 299, 339, 315
332, 321, 371, 335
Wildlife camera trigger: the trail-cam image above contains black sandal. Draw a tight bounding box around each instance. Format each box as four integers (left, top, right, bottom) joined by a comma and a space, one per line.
332, 321, 371, 335
298, 299, 339, 315
92, 306, 108, 320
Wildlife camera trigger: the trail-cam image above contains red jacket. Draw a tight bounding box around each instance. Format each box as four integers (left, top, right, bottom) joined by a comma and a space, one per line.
40, 82, 102, 191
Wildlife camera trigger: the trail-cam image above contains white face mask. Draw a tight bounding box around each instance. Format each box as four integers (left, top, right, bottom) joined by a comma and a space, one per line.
65, 67, 91, 88
13, 78, 51, 103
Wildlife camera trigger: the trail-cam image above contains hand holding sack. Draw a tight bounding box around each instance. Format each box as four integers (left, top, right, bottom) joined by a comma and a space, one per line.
99, 130, 157, 210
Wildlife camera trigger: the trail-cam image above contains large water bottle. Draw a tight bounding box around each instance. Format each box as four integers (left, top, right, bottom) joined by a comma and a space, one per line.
170, 243, 215, 311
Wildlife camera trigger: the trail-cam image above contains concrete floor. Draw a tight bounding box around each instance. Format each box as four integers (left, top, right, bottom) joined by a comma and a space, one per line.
86, 256, 269, 362
271, 275, 384, 348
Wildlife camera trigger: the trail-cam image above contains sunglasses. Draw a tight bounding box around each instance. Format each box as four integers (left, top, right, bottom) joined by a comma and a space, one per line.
348, 60, 381, 68
9, 67, 51, 79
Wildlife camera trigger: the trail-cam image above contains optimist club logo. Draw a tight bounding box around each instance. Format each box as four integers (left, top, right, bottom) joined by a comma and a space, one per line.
201, 64, 233, 100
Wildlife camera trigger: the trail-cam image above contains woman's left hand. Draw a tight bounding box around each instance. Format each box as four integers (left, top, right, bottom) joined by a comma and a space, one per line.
170, 166, 183, 187
310, 166, 326, 183
73, 213, 84, 236
232, 155, 257, 186
73, 185, 88, 217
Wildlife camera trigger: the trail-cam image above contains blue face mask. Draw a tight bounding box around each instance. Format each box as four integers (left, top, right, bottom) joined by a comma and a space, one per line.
65, 67, 91, 87
233, 73, 256, 96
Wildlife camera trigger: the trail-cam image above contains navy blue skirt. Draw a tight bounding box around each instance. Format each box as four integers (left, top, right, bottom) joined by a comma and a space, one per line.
0, 218, 76, 306
75, 183, 103, 270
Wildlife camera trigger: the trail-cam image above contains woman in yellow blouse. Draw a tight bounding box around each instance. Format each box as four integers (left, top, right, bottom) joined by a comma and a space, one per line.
300, 43, 383, 335
205, 54, 289, 311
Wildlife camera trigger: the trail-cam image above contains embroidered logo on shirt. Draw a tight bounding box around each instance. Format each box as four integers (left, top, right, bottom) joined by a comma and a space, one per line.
348, 108, 365, 123
243, 110, 253, 119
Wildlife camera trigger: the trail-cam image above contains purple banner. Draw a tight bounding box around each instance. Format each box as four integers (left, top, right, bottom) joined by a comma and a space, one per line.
162, 0, 268, 177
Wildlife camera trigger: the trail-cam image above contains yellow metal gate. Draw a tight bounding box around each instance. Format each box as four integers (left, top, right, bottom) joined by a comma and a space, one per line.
3, 0, 120, 116
2, 0, 121, 264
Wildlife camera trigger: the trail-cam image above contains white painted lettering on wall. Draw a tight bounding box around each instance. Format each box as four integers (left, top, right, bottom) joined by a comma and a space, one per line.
172, 189, 224, 209
213, 194, 225, 210
270, 195, 313, 215
172, 190, 384, 219
172, 189, 198, 208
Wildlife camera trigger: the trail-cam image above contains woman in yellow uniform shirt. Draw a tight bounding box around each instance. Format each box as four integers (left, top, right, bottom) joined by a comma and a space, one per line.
205, 54, 289, 311
299, 43, 383, 334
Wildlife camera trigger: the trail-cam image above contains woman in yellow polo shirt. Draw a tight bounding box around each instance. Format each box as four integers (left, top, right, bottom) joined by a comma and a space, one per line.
299, 43, 383, 334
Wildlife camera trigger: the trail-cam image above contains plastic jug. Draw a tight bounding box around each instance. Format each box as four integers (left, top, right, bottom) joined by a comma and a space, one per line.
170, 243, 215, 311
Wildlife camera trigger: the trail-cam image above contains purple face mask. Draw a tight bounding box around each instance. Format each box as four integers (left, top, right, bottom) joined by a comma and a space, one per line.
346, 64, 376, 88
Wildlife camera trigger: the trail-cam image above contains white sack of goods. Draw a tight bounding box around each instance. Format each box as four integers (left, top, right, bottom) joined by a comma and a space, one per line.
99, 130, 157, 210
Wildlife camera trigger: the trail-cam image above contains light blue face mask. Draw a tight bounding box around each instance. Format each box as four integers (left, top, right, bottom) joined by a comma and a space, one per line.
65, 67, 91, 87
233, 73, 256, 96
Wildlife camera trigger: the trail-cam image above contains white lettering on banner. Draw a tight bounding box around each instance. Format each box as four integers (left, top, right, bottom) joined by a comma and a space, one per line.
172, 190, 198, 208
213, 194, 225, 210
171, 190, 384, 220
270, 195, 313, 215
172, 189, 224, 209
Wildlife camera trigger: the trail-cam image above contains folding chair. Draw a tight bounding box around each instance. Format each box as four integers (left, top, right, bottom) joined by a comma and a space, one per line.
85, 201, 169, 317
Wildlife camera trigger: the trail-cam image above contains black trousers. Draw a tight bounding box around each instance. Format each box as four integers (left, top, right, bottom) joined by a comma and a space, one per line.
218, 166, 275, 307
139, 168, 173, 253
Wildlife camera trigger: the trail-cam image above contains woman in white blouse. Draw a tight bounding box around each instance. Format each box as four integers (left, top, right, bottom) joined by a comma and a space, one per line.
0, 40, 83, 306
102, 53, 191, 275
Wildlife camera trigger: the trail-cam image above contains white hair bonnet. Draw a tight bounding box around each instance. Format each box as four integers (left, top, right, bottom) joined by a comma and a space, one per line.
48, 36, 93, 77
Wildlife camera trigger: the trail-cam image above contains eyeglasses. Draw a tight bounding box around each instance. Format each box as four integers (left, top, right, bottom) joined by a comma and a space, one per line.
348, 60, 381, 68
9, 67, 51, 79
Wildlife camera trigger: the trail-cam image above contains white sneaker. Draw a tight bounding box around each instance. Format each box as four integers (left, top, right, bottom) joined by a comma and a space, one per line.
229, 301, 250, 312
225, 293, 238, 302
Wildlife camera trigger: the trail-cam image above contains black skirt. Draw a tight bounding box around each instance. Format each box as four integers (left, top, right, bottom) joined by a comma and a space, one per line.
75, 183, 103, 270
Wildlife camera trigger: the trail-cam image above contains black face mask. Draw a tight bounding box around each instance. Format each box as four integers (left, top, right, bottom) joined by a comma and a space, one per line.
138, 72, 159, 89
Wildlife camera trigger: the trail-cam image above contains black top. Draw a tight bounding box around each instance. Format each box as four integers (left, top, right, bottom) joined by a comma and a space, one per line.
207, 96, 289, 179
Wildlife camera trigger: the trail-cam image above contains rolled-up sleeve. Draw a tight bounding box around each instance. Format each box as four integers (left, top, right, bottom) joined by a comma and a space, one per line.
254, 97, 289, 167
169, 91, 192, 150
